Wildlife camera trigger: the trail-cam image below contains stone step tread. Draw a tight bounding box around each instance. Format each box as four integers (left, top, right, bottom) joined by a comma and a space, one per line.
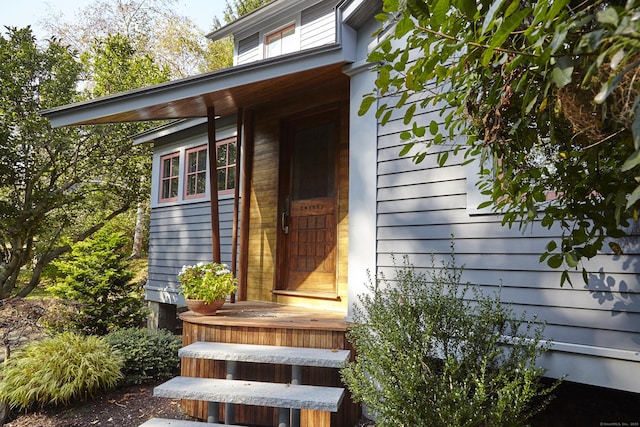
154, 376, 344, 412
139, 418, 245, 427
179, 341, 351, 368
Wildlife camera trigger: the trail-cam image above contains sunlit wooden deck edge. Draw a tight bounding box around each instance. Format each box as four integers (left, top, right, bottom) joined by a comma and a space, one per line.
179, 301, 348, 331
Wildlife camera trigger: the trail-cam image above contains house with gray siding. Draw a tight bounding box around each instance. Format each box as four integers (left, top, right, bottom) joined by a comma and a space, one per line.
42, 0, 640, 399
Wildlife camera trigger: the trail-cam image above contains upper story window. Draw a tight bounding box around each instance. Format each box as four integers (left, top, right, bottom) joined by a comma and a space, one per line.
265, 24, 296, 58
216, 138, 237, 195
160, 152, 180, 202
185, 145, 208, 199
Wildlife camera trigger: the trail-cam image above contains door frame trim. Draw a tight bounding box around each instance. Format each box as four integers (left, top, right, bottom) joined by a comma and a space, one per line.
275, 104, 341, 295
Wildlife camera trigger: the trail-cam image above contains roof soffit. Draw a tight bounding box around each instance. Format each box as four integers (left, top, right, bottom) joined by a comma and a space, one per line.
41, 45, 349, 128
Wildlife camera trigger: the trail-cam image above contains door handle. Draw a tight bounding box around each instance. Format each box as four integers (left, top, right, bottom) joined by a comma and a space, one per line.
281, 195, 290, 234
281, 211, 289, 234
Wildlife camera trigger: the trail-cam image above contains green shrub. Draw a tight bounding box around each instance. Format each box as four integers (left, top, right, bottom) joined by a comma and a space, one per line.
47, 226, 147, 335
0, 332, 122, 410
341, 251, 560, 427
105, 328, 181, 386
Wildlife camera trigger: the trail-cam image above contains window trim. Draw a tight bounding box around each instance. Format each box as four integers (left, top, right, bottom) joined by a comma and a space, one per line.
159, 151, 180, 203
184, 144, 208, 200
216, 137, 237, 196
264, 23, 296, 58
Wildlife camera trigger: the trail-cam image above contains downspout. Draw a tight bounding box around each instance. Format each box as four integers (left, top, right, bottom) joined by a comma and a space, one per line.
207, 106, 222, 264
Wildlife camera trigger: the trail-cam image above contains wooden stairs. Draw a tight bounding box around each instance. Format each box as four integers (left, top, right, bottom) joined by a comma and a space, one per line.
140, 342, 351, 427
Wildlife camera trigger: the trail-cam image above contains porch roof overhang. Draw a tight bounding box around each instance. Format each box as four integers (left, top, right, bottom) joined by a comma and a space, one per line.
41, 44, 352, 128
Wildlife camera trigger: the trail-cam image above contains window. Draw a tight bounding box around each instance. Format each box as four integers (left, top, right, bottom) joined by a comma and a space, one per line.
158, 139, 237, 204
265, 24, 296, 58
216, 138, 237, 195
185, 145, 208, 199
160, 152, 180, 202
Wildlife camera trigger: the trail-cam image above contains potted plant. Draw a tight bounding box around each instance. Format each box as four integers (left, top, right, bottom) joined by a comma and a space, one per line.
177, 262, 237, 315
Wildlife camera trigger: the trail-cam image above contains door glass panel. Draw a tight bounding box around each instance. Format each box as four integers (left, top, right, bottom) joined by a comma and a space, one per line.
292, 122, 335, 200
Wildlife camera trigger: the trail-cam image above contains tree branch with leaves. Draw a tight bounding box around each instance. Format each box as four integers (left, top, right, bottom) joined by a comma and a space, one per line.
365, 0, 640, 285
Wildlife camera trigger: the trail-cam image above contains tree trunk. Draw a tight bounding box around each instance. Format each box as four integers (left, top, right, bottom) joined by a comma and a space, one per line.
130, 200, 145, 260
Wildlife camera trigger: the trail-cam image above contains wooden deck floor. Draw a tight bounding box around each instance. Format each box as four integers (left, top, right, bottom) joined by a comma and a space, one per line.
180, 301, 347, 331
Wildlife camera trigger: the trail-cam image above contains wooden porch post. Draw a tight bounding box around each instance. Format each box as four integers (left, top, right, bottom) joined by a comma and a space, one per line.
238, 109, 254, 301
207, 106, 221, 264
230, 108, 243, 303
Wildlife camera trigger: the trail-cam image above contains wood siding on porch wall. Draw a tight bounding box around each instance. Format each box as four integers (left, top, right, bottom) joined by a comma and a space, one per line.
245, 77, 350, 312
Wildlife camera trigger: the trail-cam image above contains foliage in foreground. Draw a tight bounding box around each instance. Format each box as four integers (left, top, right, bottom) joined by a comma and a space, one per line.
366, 1, 640, 284
47, 227, 147, 335
0, 333, 122, 410
342, 253, 559, 427
105, 328, 182, 386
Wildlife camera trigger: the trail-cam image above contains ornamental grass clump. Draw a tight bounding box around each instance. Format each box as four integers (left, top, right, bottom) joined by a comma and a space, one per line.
178, 262, 237, 303
0, 332, 122, 410
341, 249, 560, 427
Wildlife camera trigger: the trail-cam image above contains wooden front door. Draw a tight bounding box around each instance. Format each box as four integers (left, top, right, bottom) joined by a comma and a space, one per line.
277, 108, 339, 294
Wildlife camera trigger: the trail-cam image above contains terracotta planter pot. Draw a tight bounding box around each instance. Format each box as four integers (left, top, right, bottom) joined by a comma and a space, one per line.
185, 298, 225, 315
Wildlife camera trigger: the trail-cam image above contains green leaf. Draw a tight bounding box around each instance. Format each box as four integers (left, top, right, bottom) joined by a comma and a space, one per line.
431, 0, 451, 29
438, 151, 449, 167
596, 7, 619, 26
551, 56, 574, 88
490, 8, 531, 48
621, 149, 640, 172
560, 270, 573, 287
395, 15, 415, 38
400, 130, 412, 140
456, 0, 477, 20
406, 0, 430, 20
429, 120, 439, 135
504, 0, 520, 18
478, 200, 493, 209
481, 0, 508, 35
565, 252, 579, 268
399, 142, 415, 156
546, 240, 557, 252
375, 13, 390, 22
359, 96, 376, 116
547, 254, 564, 269
381, 110, 392, 125
404, 104, 416, 125
413, 122, 426, 137
546, 0, 569, 20
594, 61, 640, 103
626, 184, 640, 209
413, 152, 427, 163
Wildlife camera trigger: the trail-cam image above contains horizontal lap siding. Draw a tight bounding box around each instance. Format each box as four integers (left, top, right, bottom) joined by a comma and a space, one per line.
301, 0, 336, 49
147, 199, 238, 298
237, 33, 259, 65
376, 97, 640, 353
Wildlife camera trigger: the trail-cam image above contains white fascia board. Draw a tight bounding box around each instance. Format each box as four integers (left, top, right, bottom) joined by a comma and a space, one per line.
42, 44, 347, 128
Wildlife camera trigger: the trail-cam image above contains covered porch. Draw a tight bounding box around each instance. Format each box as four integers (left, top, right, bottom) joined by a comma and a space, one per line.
41, 28, 368, 427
